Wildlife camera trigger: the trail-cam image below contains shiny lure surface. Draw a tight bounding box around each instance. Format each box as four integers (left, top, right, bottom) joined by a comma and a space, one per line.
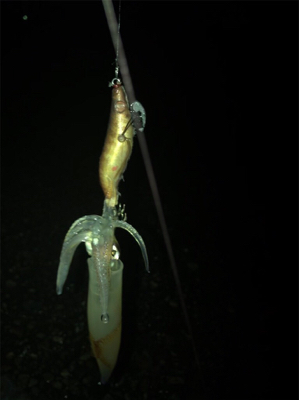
99, 79, 146, 208
99, 80, 134, 208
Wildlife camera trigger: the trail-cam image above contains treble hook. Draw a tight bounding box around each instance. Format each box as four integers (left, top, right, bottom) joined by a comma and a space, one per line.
130, 101, 146, 133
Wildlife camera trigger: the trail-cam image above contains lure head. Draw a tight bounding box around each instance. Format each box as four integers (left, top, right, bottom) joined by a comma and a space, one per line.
112, 85, 131, 122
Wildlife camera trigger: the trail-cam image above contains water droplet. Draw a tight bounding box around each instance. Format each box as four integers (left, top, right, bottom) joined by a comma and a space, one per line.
101, 313, 109, 323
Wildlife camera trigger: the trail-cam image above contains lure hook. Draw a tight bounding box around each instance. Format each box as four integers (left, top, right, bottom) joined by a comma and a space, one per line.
130, 101, 146, 133
109, 77, 121, 88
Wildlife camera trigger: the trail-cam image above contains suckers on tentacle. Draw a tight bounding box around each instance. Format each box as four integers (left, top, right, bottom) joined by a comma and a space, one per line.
99, 83, 134, 208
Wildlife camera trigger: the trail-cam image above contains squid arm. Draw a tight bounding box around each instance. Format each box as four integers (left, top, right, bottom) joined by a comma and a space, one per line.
56, 215, 102, 295
56, 212, 148, 322
114, 219, 149, 273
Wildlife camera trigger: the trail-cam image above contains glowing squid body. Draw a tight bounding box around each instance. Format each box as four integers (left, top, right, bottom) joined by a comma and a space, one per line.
56, 203, 149, 382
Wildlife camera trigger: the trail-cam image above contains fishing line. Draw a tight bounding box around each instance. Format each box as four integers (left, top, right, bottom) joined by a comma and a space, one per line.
102, 0, 205, 390
114, 0, 121, 79
109, 0, 120, 80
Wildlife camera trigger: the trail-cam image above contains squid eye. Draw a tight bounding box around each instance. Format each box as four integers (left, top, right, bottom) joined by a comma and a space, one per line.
111, 242, 120, 259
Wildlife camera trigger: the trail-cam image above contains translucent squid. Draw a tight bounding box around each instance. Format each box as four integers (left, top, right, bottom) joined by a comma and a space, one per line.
56, 78, 148, 383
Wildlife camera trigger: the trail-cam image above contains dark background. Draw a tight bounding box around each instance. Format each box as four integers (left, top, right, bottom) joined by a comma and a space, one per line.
1, 1, 297, 400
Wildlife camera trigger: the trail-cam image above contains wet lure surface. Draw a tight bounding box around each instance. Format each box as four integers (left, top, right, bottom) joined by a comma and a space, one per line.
99, 83, 134, 208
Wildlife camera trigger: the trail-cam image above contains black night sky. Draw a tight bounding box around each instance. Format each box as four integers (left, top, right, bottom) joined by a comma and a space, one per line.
1, 1, 297, 400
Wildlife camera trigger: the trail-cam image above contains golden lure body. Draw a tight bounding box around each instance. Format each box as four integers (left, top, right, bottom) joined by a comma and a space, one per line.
99, 83, 134, 208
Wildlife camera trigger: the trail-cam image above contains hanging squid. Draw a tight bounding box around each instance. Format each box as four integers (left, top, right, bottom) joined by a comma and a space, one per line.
56, 78, 148, 383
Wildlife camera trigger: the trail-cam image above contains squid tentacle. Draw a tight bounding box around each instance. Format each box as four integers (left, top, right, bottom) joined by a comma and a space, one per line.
57, 231, 91, 295
114, 219, 149, 273
57, 212, 121, 324
64, 215, 101, 237
56, 215, 104, 295
56, 210, 148, 324
57, 215, 101, 295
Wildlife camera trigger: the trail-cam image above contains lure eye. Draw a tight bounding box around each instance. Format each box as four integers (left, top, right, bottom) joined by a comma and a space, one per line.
118, 134, 126, 142
115, 101, 126, 113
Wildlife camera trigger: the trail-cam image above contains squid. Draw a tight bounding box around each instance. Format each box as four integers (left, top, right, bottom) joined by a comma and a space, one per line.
56, 78, 148, 383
